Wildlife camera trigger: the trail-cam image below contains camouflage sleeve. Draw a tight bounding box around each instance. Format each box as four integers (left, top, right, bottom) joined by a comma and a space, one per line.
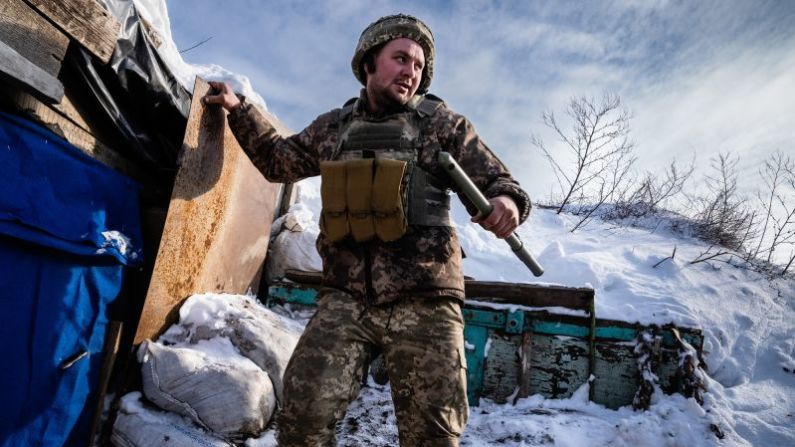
436, 108, 532, 223
227, 100, 336, 183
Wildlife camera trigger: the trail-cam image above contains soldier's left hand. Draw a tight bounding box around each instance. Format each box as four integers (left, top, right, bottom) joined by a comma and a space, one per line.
472, 195, 519, 239
203, 81, 241, 111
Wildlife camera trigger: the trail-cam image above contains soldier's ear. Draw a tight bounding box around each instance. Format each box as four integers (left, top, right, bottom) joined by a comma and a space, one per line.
363, 43, 386, 76
363, 55, 376, 75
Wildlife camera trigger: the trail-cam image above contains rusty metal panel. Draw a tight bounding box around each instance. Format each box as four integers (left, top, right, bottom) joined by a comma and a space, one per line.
133, 77, 286, 344
526, 335, 590, 399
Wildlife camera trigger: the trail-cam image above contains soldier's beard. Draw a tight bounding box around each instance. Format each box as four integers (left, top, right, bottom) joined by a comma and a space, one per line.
366, 81, 413, 114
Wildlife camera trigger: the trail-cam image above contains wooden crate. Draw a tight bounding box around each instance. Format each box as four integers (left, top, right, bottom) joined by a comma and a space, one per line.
267, 275, 702, 409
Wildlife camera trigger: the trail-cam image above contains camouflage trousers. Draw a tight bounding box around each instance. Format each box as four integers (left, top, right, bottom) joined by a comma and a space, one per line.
277, 289, 469, 446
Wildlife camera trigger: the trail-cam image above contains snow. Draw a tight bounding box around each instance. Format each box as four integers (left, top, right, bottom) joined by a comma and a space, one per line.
129, 0, 269, 111
123, 2, 795, 445
98, 229, 140, 260
124, 201, 795, 445
260, 184, 795, 446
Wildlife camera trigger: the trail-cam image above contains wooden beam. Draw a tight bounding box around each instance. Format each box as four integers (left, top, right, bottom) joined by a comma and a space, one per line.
87, 320, 123, 445
465, 281, 594, 311
133, 77, 288, 344
281, 270, 594, 311
277, 182, 297, 217
515, 331, 533, 403
0, 39, 63, 103
3, 88, 152, 184
0, 0, 69, 77
23, 0, 120, 64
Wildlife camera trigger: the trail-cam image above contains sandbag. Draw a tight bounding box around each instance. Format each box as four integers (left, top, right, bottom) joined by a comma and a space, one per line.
170, 295, 303, 404
139, 340, 275, 440
111, 392, 233, 447
265, 204, 322, 281
219, 298, 302, 404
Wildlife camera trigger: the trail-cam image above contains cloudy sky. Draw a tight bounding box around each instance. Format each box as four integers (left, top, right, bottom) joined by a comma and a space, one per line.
165, 0, 795, 202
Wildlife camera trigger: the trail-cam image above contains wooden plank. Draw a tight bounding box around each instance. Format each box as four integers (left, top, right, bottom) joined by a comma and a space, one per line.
465, 281, 594, 311
516, 331, 533, 402
0, 0, 69, 77
591, 342, 638, 409
527, 334, 590, 399
463, 324, 489, 405
595, 319, 703, 348
23, 0, 120, 64
133, 77, 287, 345
481, 333, 521, 403
0, 39, 63, 102
278, 182, 298, 216
657, 346, 681, 394
285, 269, 322, 284
2, 88, 151, 184
280, 271, 595, 312
88, 321, 123, 446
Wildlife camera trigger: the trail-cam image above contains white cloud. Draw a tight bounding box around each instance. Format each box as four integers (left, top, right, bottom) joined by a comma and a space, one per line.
167, 0, 795, 201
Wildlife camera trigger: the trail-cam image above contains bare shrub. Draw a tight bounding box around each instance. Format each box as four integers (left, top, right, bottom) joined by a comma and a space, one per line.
746, 152, 795, 270
532, 92, 636, 231
689, 153, 757, 264
612, 158, 695, 219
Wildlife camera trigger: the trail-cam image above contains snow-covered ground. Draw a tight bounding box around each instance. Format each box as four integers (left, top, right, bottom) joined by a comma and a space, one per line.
125, 193, 794, 446
253, 179, 795, 447
118, 2, 795, 444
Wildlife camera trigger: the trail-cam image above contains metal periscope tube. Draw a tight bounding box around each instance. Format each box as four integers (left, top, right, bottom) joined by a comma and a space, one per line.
438, 151, 544, 277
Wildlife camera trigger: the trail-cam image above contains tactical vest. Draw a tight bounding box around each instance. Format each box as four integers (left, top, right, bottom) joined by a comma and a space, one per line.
319, 95, 451, 243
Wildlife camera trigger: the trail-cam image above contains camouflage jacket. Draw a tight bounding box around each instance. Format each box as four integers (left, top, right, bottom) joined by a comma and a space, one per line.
228, 91, 531, 305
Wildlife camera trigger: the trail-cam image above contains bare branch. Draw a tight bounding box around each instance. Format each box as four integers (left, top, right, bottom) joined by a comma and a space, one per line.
689, 247, 734, 265
782, 251, 795, 276
692, 152, 757, 253
532, 91, 635, 220
748, 152, 794, 262
653, 246, 677, 268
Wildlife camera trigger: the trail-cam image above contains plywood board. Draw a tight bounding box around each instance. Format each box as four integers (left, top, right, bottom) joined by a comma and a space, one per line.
592, 342, 638, 409
23, 0, 120, 64
526, 335, 590, 399
134, 77, 287, 344
0, 0, 69, 77
481, 333, 521, 403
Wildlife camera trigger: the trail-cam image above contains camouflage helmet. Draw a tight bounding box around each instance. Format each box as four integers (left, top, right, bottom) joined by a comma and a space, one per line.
351, 14, 435, 94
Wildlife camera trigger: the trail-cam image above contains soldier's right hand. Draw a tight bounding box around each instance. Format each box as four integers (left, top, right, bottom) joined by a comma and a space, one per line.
203, 81, 241, 111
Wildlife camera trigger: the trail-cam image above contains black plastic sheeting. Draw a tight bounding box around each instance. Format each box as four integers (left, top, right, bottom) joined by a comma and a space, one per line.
65, 0, 192, 175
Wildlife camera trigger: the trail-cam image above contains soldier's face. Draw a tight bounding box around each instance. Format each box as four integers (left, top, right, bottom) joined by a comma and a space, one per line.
366, 38, 425, 109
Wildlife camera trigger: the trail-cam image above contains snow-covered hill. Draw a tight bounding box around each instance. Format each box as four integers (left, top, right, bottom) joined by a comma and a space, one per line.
261, 178, 795, 446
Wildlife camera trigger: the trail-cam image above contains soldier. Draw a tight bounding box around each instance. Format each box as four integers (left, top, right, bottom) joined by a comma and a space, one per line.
204, 14, 531, 447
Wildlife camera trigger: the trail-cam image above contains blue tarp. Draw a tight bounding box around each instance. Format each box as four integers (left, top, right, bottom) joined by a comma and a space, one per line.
0, 112, 143, 446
